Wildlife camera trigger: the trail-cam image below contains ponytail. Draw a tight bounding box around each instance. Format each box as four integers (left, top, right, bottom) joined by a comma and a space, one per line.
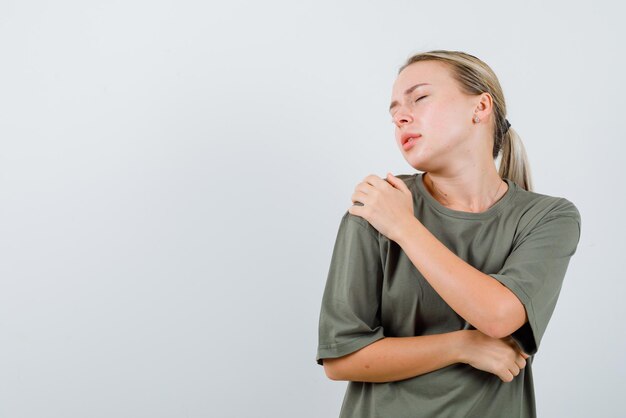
498, 127, 533, 191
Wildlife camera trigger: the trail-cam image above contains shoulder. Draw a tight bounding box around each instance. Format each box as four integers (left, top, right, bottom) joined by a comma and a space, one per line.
512, 185, 580, 222
339, 172, 418, 237
340, 210, 381, 240
507, 184, 581, 240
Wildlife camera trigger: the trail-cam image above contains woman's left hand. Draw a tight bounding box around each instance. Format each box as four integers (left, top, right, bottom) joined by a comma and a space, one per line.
348, 172, 415, 242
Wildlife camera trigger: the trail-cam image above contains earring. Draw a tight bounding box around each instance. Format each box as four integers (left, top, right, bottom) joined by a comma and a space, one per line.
473, 115, 480, 123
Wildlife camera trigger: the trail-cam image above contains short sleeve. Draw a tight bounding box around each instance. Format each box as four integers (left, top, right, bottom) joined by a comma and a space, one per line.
315, 211, 385, 366
488, 202, 582, 356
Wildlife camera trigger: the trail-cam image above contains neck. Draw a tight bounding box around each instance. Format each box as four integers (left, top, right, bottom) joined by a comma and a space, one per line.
423, 170, 508, 213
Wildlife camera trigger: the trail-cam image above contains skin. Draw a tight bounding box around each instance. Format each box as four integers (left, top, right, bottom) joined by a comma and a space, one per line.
323, 60, 529, 383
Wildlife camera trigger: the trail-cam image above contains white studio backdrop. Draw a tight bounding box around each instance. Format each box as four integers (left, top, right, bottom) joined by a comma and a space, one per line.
0, 1, 624, 417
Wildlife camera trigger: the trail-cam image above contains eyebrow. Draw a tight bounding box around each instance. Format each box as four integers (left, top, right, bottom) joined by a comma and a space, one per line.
388, 83, 431, 113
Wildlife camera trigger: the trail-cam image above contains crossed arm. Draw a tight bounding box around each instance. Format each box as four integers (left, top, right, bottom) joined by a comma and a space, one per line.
395, 217, 528, 339
323, 331, 468, 382
323, 217, 528, 382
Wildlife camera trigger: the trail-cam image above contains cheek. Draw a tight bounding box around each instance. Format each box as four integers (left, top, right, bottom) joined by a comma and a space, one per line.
425, 102, 467, 139
422, 104, 452, 135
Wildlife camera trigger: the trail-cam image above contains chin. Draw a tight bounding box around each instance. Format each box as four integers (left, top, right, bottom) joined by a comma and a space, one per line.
404, 150, 444, 172
403, 154, 428, 172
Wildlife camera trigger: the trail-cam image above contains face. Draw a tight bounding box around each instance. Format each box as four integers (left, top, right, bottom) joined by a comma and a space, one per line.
389, 60, 490, 172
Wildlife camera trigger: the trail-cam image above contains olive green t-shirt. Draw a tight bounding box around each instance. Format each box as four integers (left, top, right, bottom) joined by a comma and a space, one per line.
316, 172, 582, 418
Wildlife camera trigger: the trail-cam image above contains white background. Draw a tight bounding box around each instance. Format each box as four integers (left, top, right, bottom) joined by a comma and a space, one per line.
1, 1, 624, 417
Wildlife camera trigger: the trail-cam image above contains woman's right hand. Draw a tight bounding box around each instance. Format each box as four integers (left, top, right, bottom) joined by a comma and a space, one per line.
460, 330, 530, 383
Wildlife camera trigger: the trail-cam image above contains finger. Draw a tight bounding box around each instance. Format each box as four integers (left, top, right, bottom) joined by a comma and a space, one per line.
501, 370, 514, 383
364, 174, 388, 188
386, 173, 409, 192
507, 340, 529, 359
354, 182, 373, 195
348, 203, 364, 216
351, 191, 368, 205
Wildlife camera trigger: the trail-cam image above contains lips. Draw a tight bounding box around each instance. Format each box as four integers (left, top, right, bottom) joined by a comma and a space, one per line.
401, 133, 422, 146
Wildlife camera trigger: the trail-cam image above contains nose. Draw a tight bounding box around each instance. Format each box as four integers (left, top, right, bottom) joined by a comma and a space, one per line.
392, 107, 413, 127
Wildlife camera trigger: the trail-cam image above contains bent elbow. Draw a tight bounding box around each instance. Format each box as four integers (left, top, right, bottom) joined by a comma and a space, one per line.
479, 324, 505, 338
481, 299, 517, 339
322, 357, 348, 381
486, 324, 505, 340
479, 319, 504, 340
490, 298, 529, 339
485, 315, 518, 339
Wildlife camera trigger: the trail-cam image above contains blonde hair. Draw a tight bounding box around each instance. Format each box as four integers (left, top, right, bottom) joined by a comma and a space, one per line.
398, 50, 533, 191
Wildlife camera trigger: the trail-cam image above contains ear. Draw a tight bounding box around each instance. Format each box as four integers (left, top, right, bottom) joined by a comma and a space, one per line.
475, 92, 494, 121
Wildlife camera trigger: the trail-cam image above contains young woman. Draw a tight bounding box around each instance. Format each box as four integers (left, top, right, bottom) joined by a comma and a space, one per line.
316, 50, 582, 418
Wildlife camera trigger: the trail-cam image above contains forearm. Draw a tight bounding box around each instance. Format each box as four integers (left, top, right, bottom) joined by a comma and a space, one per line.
395, 218, 512, 337
325, 330, 467, 383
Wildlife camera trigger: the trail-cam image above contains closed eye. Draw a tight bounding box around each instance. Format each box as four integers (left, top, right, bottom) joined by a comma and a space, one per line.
389, 96, 428, 123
